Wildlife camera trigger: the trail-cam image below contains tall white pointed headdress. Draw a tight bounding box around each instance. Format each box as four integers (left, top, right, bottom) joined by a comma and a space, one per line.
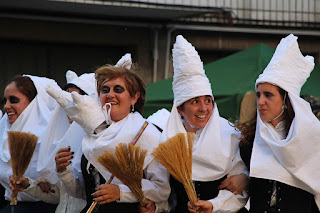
256, 34, 314, 95
172, 35, 212, 106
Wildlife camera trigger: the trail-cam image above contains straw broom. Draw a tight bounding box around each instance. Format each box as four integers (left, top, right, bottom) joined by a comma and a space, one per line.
8, 131, 38, 205
97, 143, 148, 206
152, 132, 198, 206
86, 121, 149, 213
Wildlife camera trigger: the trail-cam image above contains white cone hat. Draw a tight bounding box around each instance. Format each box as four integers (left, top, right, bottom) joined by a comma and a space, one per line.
172, 35, 212, 106
256, 34, 314, 95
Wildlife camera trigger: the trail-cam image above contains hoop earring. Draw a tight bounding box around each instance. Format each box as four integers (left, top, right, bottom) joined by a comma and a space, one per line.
131, 105, 134, 112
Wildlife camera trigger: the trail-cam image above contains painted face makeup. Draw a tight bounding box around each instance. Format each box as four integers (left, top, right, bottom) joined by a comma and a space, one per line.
3, 82, 31, 124
99, 77, 139, 122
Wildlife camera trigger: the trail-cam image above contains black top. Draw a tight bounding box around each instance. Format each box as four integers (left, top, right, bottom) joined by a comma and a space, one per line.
170, 175, 226, 213
0, 184, 7, 209
240, 141, 319, 213
80, 155, 140, 213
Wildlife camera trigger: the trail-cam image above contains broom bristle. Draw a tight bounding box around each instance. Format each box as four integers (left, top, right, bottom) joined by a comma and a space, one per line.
8, 131, 38, 205
97, 143, 148, 206
151, 132, 197, 204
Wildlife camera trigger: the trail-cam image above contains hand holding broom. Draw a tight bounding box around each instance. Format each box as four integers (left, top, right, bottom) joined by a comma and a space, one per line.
8, 131, 38, 205
86, 121, 149, 213
97, 143, 149, 206
152, 132, 198, 210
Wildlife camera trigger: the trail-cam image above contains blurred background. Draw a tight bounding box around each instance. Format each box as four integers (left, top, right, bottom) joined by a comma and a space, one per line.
0, 0, 319, 120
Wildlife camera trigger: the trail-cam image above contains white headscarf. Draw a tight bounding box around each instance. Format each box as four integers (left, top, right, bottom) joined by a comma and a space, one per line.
37, 71, 97, 184
250, 34, 320, 207
161, 35, 245, 181
0, 75, 59, 201
66, 70, 97, 97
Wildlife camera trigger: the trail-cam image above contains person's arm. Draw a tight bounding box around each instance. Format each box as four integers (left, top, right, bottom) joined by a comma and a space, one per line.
208, 149, 249, 212
10, 176, 60, 204
114, 159, 170, 212
57, 166, 85, 199
55, 147, 86, 199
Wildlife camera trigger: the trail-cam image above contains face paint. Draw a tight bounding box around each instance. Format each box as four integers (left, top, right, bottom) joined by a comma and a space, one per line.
3, 82, 31, 124
9, 96, 21, 104
99, 77, 139, 122
101, 85, 125, 94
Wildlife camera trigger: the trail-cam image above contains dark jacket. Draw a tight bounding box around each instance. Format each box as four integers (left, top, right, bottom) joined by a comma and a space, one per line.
240, 142, 319, 213
80, 155, 139, 213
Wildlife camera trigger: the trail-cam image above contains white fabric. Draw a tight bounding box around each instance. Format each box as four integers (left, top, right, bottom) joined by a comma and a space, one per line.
255, 34, 314, 96
115, 53, 132, 69
23, 175, 86, 213
162, 34, 247, 211
83, 112, 158, 183
162, 103, 245, 181
172, 35, 212, 106
38, 70, 97, 184
82, 112, 170, 209
37, 111, 86, 184
251, 34, 320, 209
0, 110, 2, 119
250, 93, 320, 207
0, 75, 60, 201
66, 71, 97, 97
147, 108, 170, 131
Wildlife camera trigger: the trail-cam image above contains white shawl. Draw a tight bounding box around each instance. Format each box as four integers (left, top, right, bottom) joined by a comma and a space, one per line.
161, 103, 244, 181
250, 93, 320, 207
82, 112, 160, 189
0, 75, 59, 201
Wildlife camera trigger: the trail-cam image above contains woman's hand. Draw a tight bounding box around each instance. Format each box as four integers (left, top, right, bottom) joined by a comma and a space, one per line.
35, 177, 55, 193
92, 184, 120, 204
188, 200, 213, 213
9, 176, 30, 192
218, 173, 249, 195
55, 146, 73, 172
139, 199, 155, 213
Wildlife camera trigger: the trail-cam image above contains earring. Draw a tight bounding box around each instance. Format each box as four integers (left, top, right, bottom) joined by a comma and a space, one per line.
131, 105, 134, 112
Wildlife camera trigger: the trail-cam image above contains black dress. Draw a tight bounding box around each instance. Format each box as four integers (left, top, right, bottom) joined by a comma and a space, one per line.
80, 155, 140, 213
169, 175, 226, 213
240, 141, 319, 213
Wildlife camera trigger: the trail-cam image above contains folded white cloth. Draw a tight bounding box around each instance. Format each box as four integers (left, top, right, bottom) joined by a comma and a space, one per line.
251, 34, 320, 209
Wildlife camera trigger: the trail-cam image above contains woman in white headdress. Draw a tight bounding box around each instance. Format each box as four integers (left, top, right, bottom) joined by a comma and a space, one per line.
47, 54, 170, 213
161, 35, 248, 213
0, 75, 59, 212
10, 70, 98, 213
237, 34, 320, 212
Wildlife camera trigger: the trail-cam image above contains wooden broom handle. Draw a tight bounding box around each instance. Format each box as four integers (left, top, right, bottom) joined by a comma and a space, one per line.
86, 121, 149, 213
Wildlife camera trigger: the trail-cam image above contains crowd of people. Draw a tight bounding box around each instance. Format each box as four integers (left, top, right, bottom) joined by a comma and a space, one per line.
0, 33, 319, 213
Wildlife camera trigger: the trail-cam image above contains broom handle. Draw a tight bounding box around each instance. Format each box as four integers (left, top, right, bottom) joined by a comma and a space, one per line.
86, 121, 149, 213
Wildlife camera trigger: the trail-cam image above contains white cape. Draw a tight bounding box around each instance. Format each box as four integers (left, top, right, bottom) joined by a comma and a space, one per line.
250, 93, 320, 208
37, 106, 86, 184
82, 112, 160, 189
161, 103, 245, 181
0, 75, 59, 201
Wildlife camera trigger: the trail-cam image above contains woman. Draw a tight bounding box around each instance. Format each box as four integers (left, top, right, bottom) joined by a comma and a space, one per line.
10, 70, 96, 213
0, 75, 59, 212
161, 35, 248, 213
238, 34, 320, 212
48, 58, 170, 213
